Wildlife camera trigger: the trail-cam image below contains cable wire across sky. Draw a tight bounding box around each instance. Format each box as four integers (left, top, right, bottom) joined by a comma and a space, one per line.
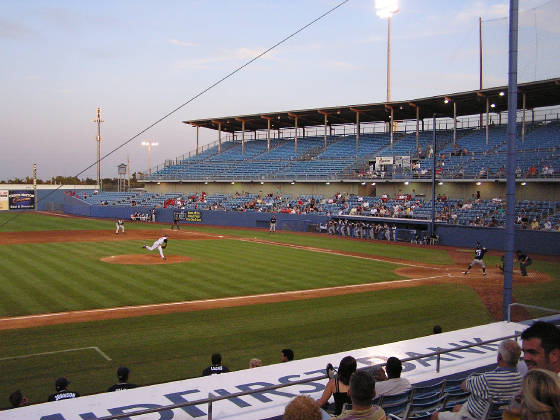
0, 0, 350, 227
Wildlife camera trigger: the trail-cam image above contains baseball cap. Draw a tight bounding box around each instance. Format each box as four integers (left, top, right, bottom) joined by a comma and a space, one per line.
55, 377, 70, 390
117, 366, 130, 380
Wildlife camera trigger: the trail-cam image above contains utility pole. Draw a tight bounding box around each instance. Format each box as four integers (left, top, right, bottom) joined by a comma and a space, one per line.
93, 108, 104, 190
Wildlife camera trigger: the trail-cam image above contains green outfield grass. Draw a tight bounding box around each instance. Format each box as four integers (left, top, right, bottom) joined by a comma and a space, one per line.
0, 238, 405, 316
0, 284, 493, 408
0, 212, 558, 409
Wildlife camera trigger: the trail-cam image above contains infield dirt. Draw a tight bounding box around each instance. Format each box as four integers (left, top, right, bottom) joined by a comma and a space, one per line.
0, 228, 550, 330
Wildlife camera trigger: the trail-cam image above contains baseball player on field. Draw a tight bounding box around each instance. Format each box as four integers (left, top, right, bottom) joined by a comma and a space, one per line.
142, 236, 168, 260
115, 219, 125, 235
464, 242, 487, 276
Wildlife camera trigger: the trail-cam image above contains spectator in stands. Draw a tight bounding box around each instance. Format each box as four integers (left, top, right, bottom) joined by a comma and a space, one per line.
331, 370, 386, 420
316, 356, 356, 415
519, 369, 560, 420
9, 390, 28, 408
528, 165, 537, 177
249, 358, 262, 368
202, 353, 230, 376
283, 395, 323, 420
48, 377, 80, 402
543, 219, 552, 230
107, 366, 138, 392
373, 357, 411, 397
531, 218, 540, 230
516, 166, 522, 177
520, 321, 560, 375
281, 348, 294, 362
431, 339, 522, 420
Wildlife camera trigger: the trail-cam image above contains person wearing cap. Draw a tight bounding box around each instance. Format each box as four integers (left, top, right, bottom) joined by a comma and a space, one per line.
48, 377, 79, 402
142, 236, 168, 260
107, 367, 138, 392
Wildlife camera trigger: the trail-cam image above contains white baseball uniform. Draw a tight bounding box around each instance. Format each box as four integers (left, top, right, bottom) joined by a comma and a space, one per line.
144, 236, 167, 259
115, 220, 125, 234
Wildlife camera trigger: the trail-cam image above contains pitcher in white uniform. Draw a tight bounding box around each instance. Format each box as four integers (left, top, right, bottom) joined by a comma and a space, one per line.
142, 236, 168, 260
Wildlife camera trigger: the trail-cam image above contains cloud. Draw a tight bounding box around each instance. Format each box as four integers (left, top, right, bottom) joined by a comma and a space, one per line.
330, 61, 360, 70
0, 19, 37, 40
173, 46, 278, 69
169, 39, 196, 47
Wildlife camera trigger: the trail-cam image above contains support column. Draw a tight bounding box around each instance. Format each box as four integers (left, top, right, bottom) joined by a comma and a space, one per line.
415, 106, 420, 152
318, 111, 328, 149
218, 123, 222, 154
390, 107, 394, 147
242, 121, 245, 155
261, 116, 272, 151
522, 93, 526, 143
196, 126, 199, 156
485, 97, 489, 145
453, 101, 457, 152
289, 113, 298, 155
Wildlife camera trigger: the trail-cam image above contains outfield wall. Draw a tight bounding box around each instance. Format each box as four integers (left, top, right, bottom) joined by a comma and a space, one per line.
31, 192, 560, 255
0, 321, 526, 420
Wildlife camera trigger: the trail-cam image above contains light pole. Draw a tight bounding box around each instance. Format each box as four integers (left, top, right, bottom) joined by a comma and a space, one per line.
92, 107, 104, 188
375, 0, 399, 102
141, 140, 159, 175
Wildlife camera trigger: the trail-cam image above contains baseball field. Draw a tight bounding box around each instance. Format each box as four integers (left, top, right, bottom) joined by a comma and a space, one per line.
0, 211, 558, 408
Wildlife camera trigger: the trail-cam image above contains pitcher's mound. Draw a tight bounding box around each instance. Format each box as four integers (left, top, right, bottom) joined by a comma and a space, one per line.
100, 254, 192, 265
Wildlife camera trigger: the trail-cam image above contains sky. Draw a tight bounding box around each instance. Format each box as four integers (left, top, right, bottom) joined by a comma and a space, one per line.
1, 0, 557, 181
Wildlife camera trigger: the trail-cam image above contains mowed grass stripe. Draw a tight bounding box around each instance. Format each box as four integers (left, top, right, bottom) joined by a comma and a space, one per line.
0, 283, 493, 406
0, 238, 405, 316
187, 226, 455, 265
0, 245, 80, 315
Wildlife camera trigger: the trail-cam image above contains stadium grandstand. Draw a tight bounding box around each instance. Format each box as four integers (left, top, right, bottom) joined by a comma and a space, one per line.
49, 78, 560, 255
2, 1, 560, 418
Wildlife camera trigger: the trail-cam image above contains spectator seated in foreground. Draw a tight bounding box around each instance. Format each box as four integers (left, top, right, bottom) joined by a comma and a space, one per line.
316, 356, 356, 415
283, 395, 323, 420
331, 370, 386, 420
373, 356, 411, 397
431, 339, 522, 420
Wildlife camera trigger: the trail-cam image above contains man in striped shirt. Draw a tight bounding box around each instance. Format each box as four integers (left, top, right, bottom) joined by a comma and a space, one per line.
432, 339, 522, 420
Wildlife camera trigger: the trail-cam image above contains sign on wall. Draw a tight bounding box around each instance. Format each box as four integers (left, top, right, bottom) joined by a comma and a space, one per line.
0, 190, 8, 211
8, 190, 35, 210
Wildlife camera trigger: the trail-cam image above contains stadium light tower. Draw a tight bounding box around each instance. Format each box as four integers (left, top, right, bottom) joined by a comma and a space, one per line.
141, 140, 159, 175
375, 0, 399, 102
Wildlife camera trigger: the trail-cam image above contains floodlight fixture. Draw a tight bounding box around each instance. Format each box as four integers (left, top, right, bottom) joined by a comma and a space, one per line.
376, 0, 399, 102
476, 181, 482, 186
438, 182, 444, 185
404, 181, 409, 185
375, 0, 399, 18
499, 91, 505, 96
490, 103, 496, 108
141, 140, 159, 175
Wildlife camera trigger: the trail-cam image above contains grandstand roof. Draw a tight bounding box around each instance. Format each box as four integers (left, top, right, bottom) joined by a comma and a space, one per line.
184, 78, 560, 134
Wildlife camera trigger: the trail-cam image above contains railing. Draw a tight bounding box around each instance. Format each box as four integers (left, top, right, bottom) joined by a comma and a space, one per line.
507, 303, 560, 322
94, 312, 560, 420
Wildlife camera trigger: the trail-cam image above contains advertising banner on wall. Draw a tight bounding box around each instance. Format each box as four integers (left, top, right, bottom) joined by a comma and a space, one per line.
0, 190, 8, 211
9, 190, 35, 209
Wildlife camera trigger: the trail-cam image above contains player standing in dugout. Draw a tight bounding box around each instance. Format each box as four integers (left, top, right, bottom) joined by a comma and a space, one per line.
464, 242, 488, 276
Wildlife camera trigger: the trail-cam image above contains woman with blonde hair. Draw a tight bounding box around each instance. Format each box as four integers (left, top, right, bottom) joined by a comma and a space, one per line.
521, 369, 560, 420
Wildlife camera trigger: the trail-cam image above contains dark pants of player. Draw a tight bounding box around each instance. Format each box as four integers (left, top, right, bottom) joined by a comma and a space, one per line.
520, 259, 532, 276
